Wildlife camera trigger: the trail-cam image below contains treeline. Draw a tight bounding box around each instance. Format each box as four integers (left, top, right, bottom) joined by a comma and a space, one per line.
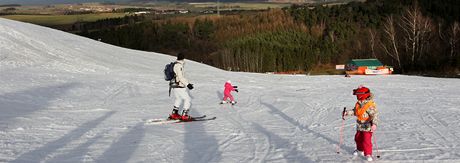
78, 15, 217, 62
0, 4, 21, 7
74, 0, 459, 75
67, 15, 145, 32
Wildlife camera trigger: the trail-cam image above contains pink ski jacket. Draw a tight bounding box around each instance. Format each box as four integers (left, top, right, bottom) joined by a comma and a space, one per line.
224, 82, 235, 95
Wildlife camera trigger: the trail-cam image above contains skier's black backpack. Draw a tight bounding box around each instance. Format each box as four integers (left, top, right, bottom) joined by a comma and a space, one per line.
164, 62, 176, 81
164, 62, 177, 96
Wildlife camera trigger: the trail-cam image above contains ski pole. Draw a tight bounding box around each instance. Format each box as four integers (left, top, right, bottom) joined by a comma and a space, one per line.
337, 107, 346, 154
373, 131, 381, 158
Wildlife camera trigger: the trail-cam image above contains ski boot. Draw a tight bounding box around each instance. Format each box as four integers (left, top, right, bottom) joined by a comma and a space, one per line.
366, 155, 373, 162
220, 101, 227, 104
181, 110, 192, 121
353, 150, 364, 156
231, 101, 237, 105
168, 107, 181, 120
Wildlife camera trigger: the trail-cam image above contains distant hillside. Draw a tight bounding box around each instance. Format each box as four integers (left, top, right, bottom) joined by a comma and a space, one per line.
130, 0, 348, 3
1, 0, 267, 5
0, 0, 131, 5
0, 4, 21, 7
0, 0, 356, 5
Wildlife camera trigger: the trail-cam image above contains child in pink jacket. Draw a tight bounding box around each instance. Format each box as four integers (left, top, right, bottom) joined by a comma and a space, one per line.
221, 80, 238, 105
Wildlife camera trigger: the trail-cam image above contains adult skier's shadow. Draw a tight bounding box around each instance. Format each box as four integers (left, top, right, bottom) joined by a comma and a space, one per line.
12, 111, 116, 162
251, 123, 314, 162
260, 102, 355, 153
183, 110, 222, 163
97, 122, 146, 162
0, 83, 79, 129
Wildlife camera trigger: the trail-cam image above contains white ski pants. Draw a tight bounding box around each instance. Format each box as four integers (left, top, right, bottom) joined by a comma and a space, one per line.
173, 87, 191, 111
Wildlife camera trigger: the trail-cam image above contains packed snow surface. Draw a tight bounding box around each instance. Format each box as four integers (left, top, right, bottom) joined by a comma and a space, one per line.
1, 18, 460, 162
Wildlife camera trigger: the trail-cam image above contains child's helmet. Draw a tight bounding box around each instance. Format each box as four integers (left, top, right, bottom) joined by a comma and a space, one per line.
226, 80, 231, 84
353, 85, 371, 100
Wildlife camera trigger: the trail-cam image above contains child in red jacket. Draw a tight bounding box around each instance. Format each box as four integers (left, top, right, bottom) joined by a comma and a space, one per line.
220, 80, 238, 105
343, 85, 379, 162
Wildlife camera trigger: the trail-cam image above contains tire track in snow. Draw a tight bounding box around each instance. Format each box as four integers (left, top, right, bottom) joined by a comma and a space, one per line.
251, 122, 314, 163
216, 130, 241, 151
103, 83, 129, 105
102, 82, 141, 106
143, 126, 185, 162
220, 104, 268, 163
379, 147, 460, 152
420, 111, 459, 147
259, 101, 355, 161
244, 95, 316, 162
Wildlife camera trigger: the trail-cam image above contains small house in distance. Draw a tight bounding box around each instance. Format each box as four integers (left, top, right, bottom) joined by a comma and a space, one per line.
345, 59, 393, 75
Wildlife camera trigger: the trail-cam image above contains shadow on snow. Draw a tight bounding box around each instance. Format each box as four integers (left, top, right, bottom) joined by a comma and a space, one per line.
183, 110, 221, 163
97, 122, 146, 162
260, 102, 355, 154
0, 83, 80, 129
12, 111, 115, 162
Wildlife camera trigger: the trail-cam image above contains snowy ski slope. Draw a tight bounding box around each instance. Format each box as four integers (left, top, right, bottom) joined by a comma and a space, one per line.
1, 18, 460, 162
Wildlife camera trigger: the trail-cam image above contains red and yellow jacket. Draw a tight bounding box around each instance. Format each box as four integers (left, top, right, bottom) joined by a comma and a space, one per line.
345, 100, 379, 132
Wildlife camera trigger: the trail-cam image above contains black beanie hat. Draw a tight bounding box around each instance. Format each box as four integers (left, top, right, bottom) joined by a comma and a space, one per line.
177, 52, 185, 60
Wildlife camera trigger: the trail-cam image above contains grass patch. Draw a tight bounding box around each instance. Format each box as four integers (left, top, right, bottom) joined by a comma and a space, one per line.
308, 64, 345, 75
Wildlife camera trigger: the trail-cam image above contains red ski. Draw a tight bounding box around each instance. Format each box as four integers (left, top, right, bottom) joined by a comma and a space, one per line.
145, 115, 215, 125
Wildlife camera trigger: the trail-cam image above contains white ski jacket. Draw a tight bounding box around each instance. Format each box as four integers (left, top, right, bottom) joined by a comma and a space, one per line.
173, 60, 189, 88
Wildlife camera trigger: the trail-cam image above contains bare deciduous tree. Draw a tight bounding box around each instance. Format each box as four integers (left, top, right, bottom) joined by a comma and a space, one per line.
368, 28, 377, 58
400, 2, 432, 65
447, 22, 459, 59
381, 15, 403, 72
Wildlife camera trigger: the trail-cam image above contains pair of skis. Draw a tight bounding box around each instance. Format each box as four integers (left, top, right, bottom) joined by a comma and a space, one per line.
145, 115, 216, 125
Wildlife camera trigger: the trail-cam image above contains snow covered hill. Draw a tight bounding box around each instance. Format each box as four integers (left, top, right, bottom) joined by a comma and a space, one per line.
1, 18, 460, 162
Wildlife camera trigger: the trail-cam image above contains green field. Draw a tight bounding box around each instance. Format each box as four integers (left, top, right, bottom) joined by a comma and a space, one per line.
0, 2, 291, 26
0, 13, 127, 26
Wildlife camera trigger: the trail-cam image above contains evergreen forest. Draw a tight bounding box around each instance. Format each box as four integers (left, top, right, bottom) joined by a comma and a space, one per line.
75, 0, 460, 76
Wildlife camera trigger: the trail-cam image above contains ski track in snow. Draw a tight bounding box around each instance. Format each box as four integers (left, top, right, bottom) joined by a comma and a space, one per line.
1, 18, 460, 162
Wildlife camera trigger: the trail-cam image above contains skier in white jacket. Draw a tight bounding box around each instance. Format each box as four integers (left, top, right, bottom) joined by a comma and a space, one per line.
168, 52, 194, 120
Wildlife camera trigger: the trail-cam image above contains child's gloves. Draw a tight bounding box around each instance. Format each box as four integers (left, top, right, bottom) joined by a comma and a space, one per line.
235, 89, 239, 92
371, 124, 377, 132
187, 84, 194, 90
233, 86, 238, 88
